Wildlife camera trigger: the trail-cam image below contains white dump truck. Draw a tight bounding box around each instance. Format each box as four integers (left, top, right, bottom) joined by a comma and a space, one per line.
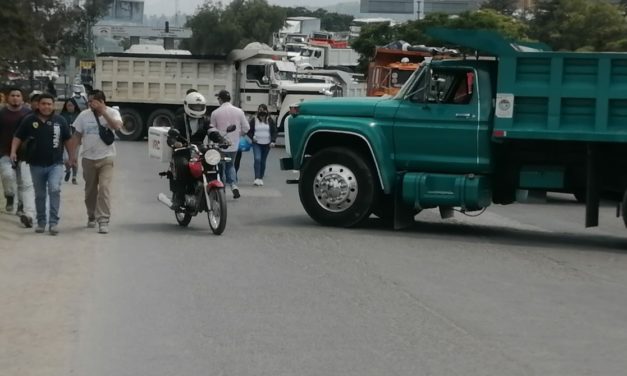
95, 45, 345, 140
291, 43, 360, 71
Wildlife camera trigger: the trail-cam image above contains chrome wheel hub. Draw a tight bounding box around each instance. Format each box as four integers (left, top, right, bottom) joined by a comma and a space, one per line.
313, 164, 358, 212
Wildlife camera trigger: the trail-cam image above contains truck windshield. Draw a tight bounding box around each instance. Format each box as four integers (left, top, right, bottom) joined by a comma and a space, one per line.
391, 69, 414, 88
301, 49, 313, 57
395, 65, 425, 99
273, 64, 295, 81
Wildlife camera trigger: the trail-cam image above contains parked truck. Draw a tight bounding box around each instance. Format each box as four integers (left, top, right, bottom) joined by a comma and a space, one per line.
280, 28, 627, 232
367, 45, 458, 97
291, 41, 360, 71
94, 46, 343, 140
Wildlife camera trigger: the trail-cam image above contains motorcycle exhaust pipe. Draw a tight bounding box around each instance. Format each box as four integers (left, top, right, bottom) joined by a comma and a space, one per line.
158, 193, 174, 209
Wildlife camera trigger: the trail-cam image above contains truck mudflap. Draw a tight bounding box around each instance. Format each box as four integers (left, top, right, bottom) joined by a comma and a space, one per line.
401, 172, 492, 211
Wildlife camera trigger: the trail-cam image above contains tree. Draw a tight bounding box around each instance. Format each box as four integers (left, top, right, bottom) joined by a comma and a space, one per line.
182, 0, 286, 55
530, 0, 627, 51
0, 1, 112, 76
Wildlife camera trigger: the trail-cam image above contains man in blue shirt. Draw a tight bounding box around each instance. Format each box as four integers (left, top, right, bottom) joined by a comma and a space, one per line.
10, 94, 75, 235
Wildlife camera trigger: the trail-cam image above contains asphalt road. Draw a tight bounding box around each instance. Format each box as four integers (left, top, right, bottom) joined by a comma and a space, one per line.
2, 141, 627, 376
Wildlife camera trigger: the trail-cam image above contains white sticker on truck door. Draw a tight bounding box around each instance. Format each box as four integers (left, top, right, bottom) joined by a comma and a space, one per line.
495, 93, 514, 118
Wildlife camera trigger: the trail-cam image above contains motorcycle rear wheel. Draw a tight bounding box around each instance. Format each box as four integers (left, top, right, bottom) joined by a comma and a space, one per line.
207, 187, 227, 235
175, 210, 192, 227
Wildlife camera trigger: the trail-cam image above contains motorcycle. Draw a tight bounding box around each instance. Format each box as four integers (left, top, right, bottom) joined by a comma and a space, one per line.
157, 125, 236, 235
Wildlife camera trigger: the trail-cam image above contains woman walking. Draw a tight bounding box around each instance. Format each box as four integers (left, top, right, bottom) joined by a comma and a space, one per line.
60, 98, 81, 184
248, 104, 277, 186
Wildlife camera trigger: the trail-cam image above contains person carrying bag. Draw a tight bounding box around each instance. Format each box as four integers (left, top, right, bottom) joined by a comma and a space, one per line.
72, 90, 122, 234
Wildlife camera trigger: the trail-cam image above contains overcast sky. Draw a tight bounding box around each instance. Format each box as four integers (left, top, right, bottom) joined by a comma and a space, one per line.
142, 0, 338, 16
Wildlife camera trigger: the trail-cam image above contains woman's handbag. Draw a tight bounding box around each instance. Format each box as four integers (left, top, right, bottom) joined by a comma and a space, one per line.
94, 111, 115, 145
239, 135, 252, 152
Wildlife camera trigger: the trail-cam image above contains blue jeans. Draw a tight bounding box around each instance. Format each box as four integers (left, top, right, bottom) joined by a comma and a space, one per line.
220, 151, 238, 188
30, 164, 64, 227
252, 143, 271, 179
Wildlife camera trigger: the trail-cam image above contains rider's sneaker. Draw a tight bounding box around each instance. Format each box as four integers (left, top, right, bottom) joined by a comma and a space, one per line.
232, 187, 240, 199
87, 218, 97, 228
253, 179, 261, 186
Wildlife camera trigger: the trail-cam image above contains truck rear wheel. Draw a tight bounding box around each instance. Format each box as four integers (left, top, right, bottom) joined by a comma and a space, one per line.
116, 108, 144, 141
146, 109, 176, 129
299, 147, 375, 227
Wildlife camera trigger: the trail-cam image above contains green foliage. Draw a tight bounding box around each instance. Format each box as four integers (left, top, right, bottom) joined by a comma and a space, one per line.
182, 0, 286, 55
0, 0, 112, 71
530, 0, 627, 51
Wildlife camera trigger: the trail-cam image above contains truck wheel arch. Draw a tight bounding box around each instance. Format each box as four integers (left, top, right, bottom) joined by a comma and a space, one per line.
302, 130, 386, 192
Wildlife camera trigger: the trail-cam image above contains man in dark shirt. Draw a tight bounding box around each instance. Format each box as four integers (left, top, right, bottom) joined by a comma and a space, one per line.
0, 87, 35, 227
10, 94, 75, 235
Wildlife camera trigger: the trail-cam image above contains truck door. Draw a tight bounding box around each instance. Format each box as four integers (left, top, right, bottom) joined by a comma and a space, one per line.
393, 66, 484, 173
242, 63, 270, 110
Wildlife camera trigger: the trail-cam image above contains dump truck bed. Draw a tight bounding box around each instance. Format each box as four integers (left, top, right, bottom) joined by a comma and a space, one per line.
428, 28, 627, 143
495, 52, 627, 142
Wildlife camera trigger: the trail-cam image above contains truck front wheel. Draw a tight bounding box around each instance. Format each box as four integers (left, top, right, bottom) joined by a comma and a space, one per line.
299, 147, 375, 227
116, 108, 144, 141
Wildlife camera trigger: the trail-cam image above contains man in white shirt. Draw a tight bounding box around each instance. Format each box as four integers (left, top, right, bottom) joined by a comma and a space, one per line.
210, 90, 250, 199
72, 90, 122, 234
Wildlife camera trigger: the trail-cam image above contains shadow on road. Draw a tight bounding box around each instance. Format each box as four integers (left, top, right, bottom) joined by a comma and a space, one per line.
263, 214, 627, 254
360, 218, 627, 254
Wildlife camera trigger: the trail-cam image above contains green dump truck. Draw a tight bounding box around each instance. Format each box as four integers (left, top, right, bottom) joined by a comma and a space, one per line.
280, 28, 627, 230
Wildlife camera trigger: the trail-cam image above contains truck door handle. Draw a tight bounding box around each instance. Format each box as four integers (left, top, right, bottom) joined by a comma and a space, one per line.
455, 113, 474, 119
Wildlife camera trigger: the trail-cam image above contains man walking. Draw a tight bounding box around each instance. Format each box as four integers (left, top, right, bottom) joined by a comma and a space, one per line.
72, 90, 122, 234
0, 87, 35, 227
10, 94, 74, 235
210, 90, 249, 199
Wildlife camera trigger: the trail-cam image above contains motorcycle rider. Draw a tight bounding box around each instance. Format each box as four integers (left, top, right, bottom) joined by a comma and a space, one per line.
166, 92, 225, 208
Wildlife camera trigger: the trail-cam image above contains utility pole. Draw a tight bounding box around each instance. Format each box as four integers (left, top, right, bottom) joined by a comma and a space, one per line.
175, 0, 179, 27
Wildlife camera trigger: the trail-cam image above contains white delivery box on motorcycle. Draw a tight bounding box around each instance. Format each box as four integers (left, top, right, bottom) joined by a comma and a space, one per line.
148, 127, 172, 163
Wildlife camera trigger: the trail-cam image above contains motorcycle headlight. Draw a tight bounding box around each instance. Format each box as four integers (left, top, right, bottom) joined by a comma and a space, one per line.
204, 149, 221, 165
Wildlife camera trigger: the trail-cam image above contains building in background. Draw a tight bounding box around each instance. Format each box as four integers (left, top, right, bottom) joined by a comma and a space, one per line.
93, 0, 190, 53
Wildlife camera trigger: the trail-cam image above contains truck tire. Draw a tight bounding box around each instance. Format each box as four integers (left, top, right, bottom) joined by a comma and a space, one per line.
146, 109, 176, 129
116, 108, 144, 141
299, 147, 375, 227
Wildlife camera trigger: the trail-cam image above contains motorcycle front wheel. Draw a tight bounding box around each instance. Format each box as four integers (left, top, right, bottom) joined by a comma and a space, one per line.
175, 210, 192, 227
207, 187, 227, 235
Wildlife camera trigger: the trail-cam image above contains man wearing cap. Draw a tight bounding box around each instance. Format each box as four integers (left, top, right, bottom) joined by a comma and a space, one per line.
210, 90, 249, 199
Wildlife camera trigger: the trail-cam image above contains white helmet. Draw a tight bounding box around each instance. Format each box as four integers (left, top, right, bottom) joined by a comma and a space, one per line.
184, 92, 207, 118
